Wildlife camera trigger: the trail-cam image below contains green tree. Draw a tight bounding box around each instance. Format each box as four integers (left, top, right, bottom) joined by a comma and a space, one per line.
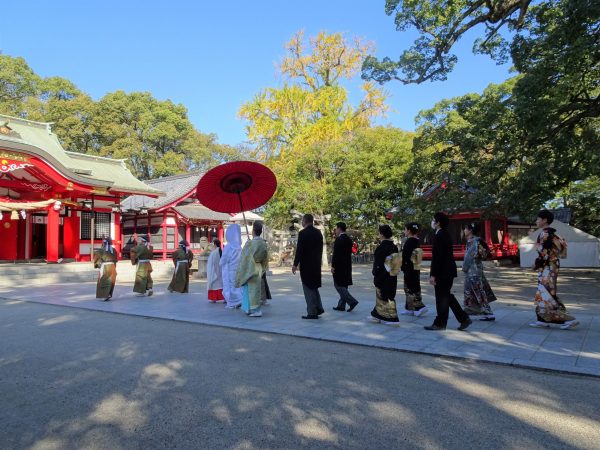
0, 53, 239, 179
362, 0, 532, 84
240, 31, 390, 228
548, 177, 600, 237
368, 0, 599, 217
240, 30, 388, 160
0, 53, 42, 116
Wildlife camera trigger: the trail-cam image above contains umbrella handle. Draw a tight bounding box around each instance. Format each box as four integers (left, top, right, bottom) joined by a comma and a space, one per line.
237, 192, 251, 240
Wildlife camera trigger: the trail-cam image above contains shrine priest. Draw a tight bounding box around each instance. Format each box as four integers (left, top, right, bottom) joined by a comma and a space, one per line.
93, 236, 118, 301
131, 235, 154, 297
168, 240, 194, 293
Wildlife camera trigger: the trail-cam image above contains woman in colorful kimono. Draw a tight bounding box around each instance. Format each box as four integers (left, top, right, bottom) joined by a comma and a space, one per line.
400, 222, 428, 317
220, 224, 243, 309
168, 240, 194, 293
462, 222, 497, 321
530, 210, 579, 330
206, 239, 225, 302
131, 235, 154, 297
93, 236, 118, 301
371, 224, 400, 325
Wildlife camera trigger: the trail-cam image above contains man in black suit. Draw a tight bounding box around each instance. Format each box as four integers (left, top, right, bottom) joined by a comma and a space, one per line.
424, 212, 472, 331
292, 214, 324, 319
331, 222, 359, 312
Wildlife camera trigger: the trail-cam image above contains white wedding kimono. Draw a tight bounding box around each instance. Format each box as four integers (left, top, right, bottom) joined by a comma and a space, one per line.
206, 247, 224, 301
220, 224, 243, 307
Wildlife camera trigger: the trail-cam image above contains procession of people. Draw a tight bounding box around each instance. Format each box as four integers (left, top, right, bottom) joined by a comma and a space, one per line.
91, 209, 579, 332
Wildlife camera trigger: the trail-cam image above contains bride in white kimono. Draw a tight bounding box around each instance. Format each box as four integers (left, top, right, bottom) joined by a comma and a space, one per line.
206, 239, 224, 302
220, 224, 243, 308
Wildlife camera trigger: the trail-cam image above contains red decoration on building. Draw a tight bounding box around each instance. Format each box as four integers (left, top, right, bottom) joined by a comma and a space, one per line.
0, 159, 34, 173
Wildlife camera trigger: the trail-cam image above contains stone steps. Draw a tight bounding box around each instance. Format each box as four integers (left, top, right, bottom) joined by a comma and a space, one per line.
0, 261, 201, 286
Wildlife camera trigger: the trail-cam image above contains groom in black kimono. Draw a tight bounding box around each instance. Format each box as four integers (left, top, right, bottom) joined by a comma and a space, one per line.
292, 214, 325, 319
331, 222, 359, 312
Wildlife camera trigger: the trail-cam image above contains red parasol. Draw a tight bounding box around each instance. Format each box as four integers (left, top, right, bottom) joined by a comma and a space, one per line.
196, 161, 277, 236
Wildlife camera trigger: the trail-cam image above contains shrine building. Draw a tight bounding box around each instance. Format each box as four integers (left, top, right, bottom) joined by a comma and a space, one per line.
0, 114, 163, 263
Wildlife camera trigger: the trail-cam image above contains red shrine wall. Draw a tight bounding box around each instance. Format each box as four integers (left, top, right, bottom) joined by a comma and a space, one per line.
0, 220, 18, 260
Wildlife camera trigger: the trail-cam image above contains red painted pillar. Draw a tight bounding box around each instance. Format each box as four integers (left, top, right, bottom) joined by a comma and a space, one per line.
162, 212, 167, 260
62, 211, 78, 259
484, 219, 493, 257
185, 223, 191, 244
113, 212, 121, 260
17, 216, 27, 260
217, 224, 224, 247
47, 207, 60, 263
133, 215, 138, 242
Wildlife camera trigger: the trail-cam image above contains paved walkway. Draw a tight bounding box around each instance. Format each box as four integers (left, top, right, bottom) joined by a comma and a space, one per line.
2, 265, 599, 377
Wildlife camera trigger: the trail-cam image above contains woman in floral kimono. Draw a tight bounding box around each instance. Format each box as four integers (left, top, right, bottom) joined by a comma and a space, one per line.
93, 236, 118, 301
530, 210, 579, 330
462, 223, 497, 321
206, 239, 225, 302
168, 240, 194, 293
400, 222, 428, 317
371, 224, 400, 325
220, 224, 243, 309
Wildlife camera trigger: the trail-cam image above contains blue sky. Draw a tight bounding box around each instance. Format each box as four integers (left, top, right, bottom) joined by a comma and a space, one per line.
2, 1, 512, 146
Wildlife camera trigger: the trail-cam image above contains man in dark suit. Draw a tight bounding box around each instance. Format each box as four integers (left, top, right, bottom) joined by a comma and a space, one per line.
331, 222, 359, 312
424, 212, 472, 331
292, 214, 324, 319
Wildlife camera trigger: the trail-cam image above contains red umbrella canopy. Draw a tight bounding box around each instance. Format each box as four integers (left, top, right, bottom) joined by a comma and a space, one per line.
196, 161, 277, 213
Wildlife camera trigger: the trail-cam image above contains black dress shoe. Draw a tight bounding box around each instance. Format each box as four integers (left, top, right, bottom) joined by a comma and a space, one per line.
347, 302, 358, 312
302, 315, 319, 319
458, 318, 473, 331
317, 308, 325, 315
424, 324, 446, 331
332, 306, 345, 311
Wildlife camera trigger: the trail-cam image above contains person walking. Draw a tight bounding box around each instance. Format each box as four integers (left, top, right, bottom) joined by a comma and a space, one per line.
400, 222, 428, 317
424, 212, 472, 331
221, 224, 243, 309
331, 222, 359, 313
370, 224, 400, 325
236, 221, 269, 317
93, 236, 118, 301
462, 222, 497, 321
292, 214, 324, 320
206, 239, 225, 302
131, 235, 154, 297
168, 240, 194, 293
529, 210, 579, 330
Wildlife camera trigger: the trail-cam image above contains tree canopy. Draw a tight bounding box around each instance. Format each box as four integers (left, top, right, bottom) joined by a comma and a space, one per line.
240, 31, 388, 160
0, 52, 238, 179
240, 31, 413, 239
362, 0, 533, 84
364, 0, 600, 230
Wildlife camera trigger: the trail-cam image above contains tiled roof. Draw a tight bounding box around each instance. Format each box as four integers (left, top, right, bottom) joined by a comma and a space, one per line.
0, 114, 162, 196
175, 204, 232, 221
65, 152, 163, 196
122, 172, 202, 211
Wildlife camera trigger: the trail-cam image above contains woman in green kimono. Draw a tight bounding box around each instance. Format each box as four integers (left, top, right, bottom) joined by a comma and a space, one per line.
93, 236, 118, 301
236, 221, 269, 317
131, 235, 154, 297
168, 240, 194, 293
